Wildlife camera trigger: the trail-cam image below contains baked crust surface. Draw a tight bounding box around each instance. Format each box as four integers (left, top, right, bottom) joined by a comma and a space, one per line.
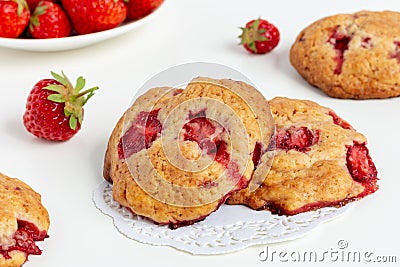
227, 97, 378, 214
290, 10, 400, 99
103, 78, 274, 228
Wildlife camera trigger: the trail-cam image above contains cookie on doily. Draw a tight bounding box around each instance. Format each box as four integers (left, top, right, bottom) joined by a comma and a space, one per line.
0, 173, 49, 267
290, 10, 400, 99
227, 97, 379, 214
103, 77, 274, 229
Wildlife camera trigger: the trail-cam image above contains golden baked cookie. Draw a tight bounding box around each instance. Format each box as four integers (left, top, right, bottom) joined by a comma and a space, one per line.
290, 10, 400, 99
0, 173, 50, 267
103, 77, 274, 228
227, 97, 379, 214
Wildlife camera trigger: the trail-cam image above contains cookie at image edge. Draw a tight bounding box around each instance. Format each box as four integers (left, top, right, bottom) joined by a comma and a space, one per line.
0, 173, 50, 267
290, 10, 400, 99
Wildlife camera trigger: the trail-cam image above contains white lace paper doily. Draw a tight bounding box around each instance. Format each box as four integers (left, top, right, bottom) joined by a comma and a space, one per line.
93, 181, 352, 255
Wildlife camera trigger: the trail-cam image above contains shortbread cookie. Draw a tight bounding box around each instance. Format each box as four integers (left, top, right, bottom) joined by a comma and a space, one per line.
227, 97, 379, 214
103, 77, 275, 228
0, 173, 50, 267
290, 10, 400, 99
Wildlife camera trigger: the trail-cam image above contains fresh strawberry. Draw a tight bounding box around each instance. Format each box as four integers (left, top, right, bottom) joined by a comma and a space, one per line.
29, 1, 71, 38
25, 0, 56, 12
23, 71, 99, 141
0, 0, 30, 38
125, 0, 163, 20
239, 18, 280, 54
61, 0, 127, 35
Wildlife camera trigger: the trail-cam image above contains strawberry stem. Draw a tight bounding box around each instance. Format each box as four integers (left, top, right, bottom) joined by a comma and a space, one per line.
46, 71, 99, 130
16, 0, 28, 16
76, 87, 99, 100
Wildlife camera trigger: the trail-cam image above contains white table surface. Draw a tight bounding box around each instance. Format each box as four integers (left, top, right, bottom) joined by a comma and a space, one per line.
0, 0, 399, 266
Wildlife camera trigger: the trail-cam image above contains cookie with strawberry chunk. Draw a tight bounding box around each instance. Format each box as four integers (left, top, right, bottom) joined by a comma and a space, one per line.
0, 173, 49, 267
227, 97, 379, 214
290, 10, 400, 99
103, 77, 275, 229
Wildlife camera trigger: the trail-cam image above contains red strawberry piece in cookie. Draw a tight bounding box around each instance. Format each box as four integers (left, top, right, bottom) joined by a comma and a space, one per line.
275, 126, 320, 152
346, 142, 377, 183
327, 26, 352, 75
118, 109, 162, 159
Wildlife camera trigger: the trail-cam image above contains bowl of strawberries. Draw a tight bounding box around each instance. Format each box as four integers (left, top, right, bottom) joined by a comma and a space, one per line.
0, 0, 164, 52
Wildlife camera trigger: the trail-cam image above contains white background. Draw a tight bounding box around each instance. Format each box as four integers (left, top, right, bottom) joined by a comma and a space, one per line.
0, 0, 399, 266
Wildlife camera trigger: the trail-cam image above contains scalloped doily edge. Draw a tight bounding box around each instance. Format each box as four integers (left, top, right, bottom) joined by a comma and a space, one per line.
93, 181, 353, 255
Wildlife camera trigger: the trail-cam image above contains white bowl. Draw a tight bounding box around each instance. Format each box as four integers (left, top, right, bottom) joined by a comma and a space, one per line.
0, 3, 164, 52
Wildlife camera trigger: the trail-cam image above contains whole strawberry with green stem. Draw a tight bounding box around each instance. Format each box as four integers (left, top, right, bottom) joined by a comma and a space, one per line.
0, 0, 30, 38
239, 18, 280, 54
61, 0, 127, 35
23, 71, 99, 141
29, 1, 72, 39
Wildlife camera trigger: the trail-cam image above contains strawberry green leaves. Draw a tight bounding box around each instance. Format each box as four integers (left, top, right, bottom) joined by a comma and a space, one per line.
239, 19, 269, 53
44, 71, 99, 130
